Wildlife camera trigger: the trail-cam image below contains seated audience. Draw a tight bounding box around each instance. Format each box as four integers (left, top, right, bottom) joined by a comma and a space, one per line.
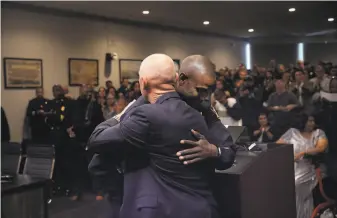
251, 113, 275, 142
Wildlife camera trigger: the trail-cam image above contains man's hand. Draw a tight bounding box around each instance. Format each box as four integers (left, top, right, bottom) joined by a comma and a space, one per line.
176, 129, 218, 165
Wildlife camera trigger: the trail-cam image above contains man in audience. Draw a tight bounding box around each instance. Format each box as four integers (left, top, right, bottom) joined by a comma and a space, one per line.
291, 69, 314, 113
267, 78, 299, 138
89, 54, 225, 218
118, 78, 129, 96
237, 75, 262, 136
310, 63, 330, 92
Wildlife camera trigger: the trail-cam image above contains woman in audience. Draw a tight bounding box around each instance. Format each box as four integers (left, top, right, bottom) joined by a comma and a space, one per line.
107, 87, 117, 99
97, 87, 106, 108
251, 113, 275, 142
103, 94, 116, 120
127, 81, 141, 101
276, 113, 328, 218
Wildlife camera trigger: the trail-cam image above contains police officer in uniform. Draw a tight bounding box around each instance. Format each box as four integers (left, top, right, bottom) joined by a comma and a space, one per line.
25, 88, 51, 143
47, 85, 76, 196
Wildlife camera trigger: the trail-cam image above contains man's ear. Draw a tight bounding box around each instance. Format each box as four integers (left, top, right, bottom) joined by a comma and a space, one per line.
178, 73, 188, 86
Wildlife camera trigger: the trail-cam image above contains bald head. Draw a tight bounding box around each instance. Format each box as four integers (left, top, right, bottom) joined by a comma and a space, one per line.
139, 54, 176, 90
176, 55, 216, 97
180, 55, 215, 79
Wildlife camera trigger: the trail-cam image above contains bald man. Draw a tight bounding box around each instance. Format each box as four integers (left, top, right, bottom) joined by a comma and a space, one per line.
89, 54, 219, 218
175, 55, 235, 168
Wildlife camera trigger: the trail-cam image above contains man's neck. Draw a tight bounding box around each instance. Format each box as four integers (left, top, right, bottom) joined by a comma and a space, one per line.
148, 89, 175, 104
276, 89, 285, 95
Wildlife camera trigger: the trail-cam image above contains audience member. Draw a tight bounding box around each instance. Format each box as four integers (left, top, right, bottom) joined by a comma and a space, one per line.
267, 78, 299, 138
251, 113, 275, 142
212, 90, 242, 126
118, 78, 129, 96
103, 94, 116, 120
277, 114, 328, 218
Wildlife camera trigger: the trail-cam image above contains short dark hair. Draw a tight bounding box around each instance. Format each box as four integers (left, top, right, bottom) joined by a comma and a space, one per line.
213, 89, 225, 101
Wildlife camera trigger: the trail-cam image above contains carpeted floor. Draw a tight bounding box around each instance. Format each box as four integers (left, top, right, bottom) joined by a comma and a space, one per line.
49, 194, 112, 218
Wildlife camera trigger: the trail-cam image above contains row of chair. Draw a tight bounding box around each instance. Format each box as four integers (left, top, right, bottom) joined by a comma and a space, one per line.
1, 142, 55, 180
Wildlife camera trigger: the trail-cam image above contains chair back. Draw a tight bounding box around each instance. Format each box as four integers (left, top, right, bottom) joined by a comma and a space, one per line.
23, 143, 55, 179
1, 142, 22, 175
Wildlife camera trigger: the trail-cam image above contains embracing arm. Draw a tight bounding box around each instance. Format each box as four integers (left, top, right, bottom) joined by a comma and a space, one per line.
177, 106, 236, 170
88, 107, 149, 153
208, 120, 236, 170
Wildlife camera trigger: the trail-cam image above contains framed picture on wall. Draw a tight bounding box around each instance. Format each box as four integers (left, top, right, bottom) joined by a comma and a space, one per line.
68, 58, 99, 86
119, 59, 180, 83
3, 57, 43, 89
119, 59, 142, 83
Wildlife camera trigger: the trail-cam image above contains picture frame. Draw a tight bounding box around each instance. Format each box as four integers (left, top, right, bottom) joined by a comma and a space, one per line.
119, 58, 180, 83
68, 58, 99, 86
3, 57, 43, 89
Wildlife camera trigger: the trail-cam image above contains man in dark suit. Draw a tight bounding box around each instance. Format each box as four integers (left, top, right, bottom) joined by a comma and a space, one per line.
89, 54, 231, 218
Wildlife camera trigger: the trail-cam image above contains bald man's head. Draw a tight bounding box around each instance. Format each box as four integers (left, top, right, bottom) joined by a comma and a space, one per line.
180, 55, 215, 79
177, 55, 216, 97
139, 54, 177, 99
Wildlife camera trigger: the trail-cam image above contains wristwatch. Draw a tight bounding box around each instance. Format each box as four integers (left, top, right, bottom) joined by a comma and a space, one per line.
217, 147, 222, 157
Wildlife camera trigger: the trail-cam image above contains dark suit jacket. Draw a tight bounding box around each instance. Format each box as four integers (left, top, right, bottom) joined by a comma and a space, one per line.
89, 92, 222, 218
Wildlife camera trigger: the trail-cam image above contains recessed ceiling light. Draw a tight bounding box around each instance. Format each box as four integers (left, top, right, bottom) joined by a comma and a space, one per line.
289, 8, 296, 12
142, 10, 150, 15
203, 21, 210, 25
248, 29, 254, 33
328, 18, 334, 22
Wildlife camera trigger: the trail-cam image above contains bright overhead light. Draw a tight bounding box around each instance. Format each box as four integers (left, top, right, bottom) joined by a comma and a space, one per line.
328, 18, 334, 22
142, 10, 150, 15
289, 8, 296, 12
248, 29, 254, 32
203, 21, 210, 25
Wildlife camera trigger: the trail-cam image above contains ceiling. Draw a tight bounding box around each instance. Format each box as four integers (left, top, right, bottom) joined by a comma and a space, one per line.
5, 1, 337, 42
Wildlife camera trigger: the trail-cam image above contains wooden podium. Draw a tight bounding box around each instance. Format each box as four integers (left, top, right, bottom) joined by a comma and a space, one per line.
213, 143, 296, 218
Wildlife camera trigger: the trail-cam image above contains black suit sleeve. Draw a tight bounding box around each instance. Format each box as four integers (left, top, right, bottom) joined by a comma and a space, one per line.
203, 107, 236, 170
88, 107, 149, 153
226, 102, 243, 121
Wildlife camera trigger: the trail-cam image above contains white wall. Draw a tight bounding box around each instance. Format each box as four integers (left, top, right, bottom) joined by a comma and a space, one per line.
1, 8, 245, 141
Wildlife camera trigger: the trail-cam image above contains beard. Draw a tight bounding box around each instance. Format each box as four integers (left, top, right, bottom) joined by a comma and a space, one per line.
179, 94, 211, 112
